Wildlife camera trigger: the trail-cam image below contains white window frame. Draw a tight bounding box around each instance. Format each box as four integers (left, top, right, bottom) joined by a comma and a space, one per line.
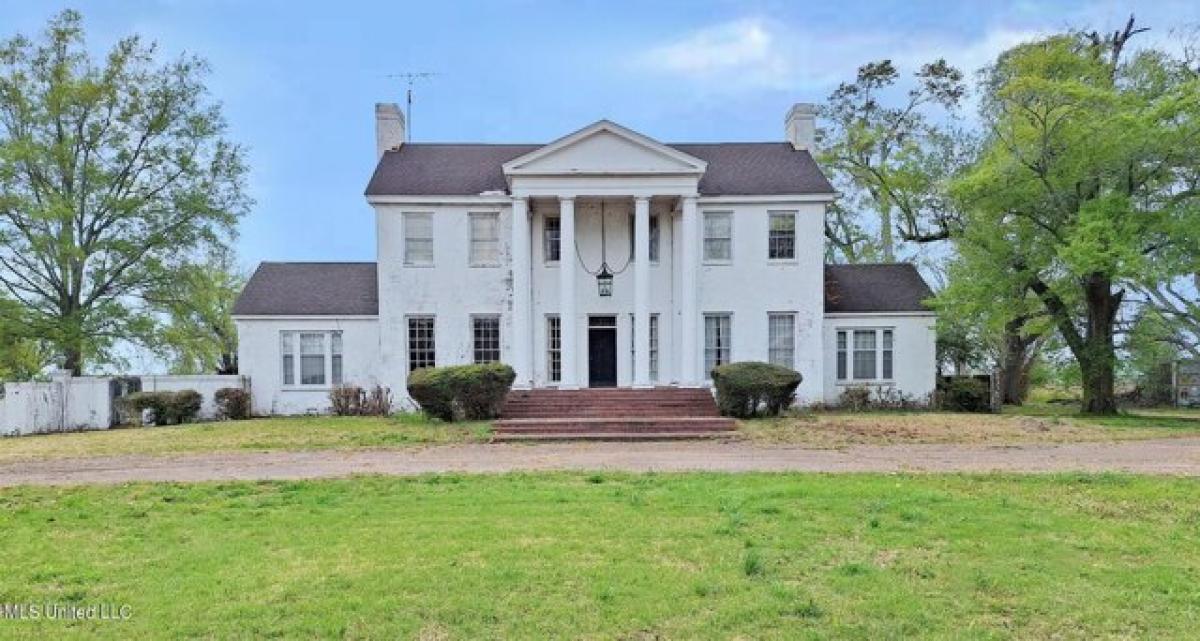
835, 327, 896, 383
468, 212, 501, 267
767, 211, 797, 262
546, 315, 561, 382
629, 313, 660, 383
702, 211, 733, 264
628, 214, 661, 263
703, 313, 733, 379
280, 330, 343, 389
403, 212, 434, 266
543, 216, 561, 264
472, 314, 501, 364
406, 316, 436, 373
767, 312, 796, 369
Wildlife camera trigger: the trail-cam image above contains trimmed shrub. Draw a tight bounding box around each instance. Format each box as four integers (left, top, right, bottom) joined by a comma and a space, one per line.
837, 385, 930, 411
838, 385, 873, 411
407, 363, 516, 421
215, 387, 251, 420
329, 385, 394, 417
121, 389, 203, 425
711, 361, 802, 419
935, 377, 992, 413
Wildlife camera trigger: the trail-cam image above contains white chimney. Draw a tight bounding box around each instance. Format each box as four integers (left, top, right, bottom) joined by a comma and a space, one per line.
375, 103, 406, 158
785, 103, 816, 151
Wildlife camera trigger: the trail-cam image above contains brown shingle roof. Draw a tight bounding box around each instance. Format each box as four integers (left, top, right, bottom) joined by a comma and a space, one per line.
824, 264, 934, 313
364, 142, 835, 197
233, 262, 378, 316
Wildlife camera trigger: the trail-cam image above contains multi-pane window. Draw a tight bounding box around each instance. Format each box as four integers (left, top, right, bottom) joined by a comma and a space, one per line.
469, 212, 500, 266
835, 328, 895, 381
768, 313, 796, 368
472, 316, 501, 364
768, 211, 796, 260
546, 315, 562, 382
407, 317, 436, 372
628, 214, 661, 262
280, 330, 342, 387
703, 212, 732, 262
704, 314, 732, 378
403, 212, 434, 265
543, 216, 561, 262
649, 314, 660, 382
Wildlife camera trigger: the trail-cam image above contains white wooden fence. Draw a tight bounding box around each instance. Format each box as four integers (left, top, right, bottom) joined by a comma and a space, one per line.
0, 371, 248, 437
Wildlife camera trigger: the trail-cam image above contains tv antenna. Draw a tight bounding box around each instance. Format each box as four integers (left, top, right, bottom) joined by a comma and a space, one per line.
386, 72, 438, 141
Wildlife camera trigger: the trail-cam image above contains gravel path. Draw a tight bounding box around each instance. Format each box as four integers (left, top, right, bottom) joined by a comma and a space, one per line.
2, 437, 1200, 486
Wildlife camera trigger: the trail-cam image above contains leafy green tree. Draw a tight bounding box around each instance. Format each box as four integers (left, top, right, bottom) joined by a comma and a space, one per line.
950, 18, 1200, 414
147, 251, 243, 374
0, 10, 248, 374
819, 59, 967, 262
0, 296, 49, 380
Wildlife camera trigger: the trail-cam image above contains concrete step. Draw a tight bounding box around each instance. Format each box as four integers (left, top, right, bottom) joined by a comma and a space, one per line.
493, 416, 736, 436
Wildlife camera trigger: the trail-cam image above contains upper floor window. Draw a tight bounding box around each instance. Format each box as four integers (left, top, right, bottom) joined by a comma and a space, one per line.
768, 211, 796, 260
469, 212, 500, 266
628, 214, 660, 262
407, 316, 436, 372
403, 212, 433, 265
472, 315, 501, 364
280, 330, 343, 387
544, 216, 561, 263
836, 328, 894, 382
768, 312, 796, 368
703, 212, 732, 263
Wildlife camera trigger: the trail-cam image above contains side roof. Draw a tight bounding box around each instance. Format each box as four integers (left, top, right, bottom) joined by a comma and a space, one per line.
233, 262, 379, 316
233, 262, 933, 317
824, 264, 934, 313
364, 142, 835, 197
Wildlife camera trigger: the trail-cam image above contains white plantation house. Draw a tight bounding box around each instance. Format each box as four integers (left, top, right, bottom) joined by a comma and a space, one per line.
233, 103, 936, 417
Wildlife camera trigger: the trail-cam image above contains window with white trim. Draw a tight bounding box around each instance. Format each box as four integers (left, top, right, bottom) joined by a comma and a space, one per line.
768, 313, 796, 368
628, 214, 660, 262
472, 315, 501, 364
407, 316, 436, 372
543, 216, 561, 262
836, 328, 895, 381
403, 212, 433, 265
703, 212, 732, 262
469, 212, 500, 266
546, 315, 561, 382
280, 330, 343, 387
768, 211, 796, 260
704, 314, 732, 377
629, 313, 660, 383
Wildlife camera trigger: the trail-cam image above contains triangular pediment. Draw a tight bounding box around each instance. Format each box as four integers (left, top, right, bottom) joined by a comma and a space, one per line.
503, 120, 707, 176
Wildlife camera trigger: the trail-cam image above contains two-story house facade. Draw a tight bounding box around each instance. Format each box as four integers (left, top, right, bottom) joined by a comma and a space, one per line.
233, 103, 936, 415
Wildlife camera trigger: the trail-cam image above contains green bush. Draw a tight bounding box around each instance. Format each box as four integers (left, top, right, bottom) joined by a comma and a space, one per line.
121, 389, 204, 425
711, 361, 802, 418
407, 363, 516, 421
935, 377, 993, 413
214, 387, 251, 420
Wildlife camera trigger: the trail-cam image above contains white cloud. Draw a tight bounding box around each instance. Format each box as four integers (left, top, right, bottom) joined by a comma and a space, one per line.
633, 18, 794, 90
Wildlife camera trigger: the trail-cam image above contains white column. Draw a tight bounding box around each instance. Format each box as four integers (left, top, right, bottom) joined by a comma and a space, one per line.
510, 197, 532, 387
633, 196, 651, 387
679, 196, 699, 385
558, 196, 579, 389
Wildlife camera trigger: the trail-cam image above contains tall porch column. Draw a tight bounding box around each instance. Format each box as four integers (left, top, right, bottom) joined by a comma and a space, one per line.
679, 196, 699, 385
510, 197, 532, 387
633, 196, 651, 387
558, 196, 579, 389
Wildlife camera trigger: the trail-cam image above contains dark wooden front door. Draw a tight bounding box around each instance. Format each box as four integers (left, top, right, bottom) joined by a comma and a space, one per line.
588, 317, 618, 388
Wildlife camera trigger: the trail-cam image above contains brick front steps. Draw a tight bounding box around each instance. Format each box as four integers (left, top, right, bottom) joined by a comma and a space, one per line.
493, 388, 736, 441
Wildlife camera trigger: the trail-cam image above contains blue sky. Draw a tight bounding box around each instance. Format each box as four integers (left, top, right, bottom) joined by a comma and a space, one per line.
2, 1, 1196, 270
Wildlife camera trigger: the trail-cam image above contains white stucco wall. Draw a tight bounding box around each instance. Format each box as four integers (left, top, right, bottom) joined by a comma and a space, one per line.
821, 313, 937, 405
235, 317, 380, 415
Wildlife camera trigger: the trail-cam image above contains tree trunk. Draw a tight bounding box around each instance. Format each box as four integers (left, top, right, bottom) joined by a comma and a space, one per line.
999, 319, 1028, 405
1080, 274, 1120, 415
62, 346, 84, 376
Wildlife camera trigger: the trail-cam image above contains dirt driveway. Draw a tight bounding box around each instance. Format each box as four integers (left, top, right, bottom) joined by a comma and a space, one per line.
2, 437, 1199, 485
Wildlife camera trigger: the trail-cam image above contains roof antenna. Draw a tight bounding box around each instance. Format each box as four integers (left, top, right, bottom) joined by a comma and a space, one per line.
385, 72, 438, 142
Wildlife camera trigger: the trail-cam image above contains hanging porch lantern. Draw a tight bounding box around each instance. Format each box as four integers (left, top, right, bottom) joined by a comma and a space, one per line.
596, 264, 614, 297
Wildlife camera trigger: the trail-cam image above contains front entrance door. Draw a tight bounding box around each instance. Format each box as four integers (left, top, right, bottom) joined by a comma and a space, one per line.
588, 316, 618, 387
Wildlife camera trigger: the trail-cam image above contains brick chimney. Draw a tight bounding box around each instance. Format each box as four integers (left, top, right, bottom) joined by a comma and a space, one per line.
375, 103, 405, 158
785, 103, 816, 151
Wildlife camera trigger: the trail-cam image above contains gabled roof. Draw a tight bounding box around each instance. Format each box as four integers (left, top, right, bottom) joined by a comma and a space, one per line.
365, 142, 834, 197
233, 262, 378, 316
501, 120, 707, 176
824, 264, 934, 313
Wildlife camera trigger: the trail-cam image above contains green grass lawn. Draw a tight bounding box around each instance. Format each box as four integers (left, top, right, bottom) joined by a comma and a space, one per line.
0, 473, 1198, 639
0, 414, 491, 462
